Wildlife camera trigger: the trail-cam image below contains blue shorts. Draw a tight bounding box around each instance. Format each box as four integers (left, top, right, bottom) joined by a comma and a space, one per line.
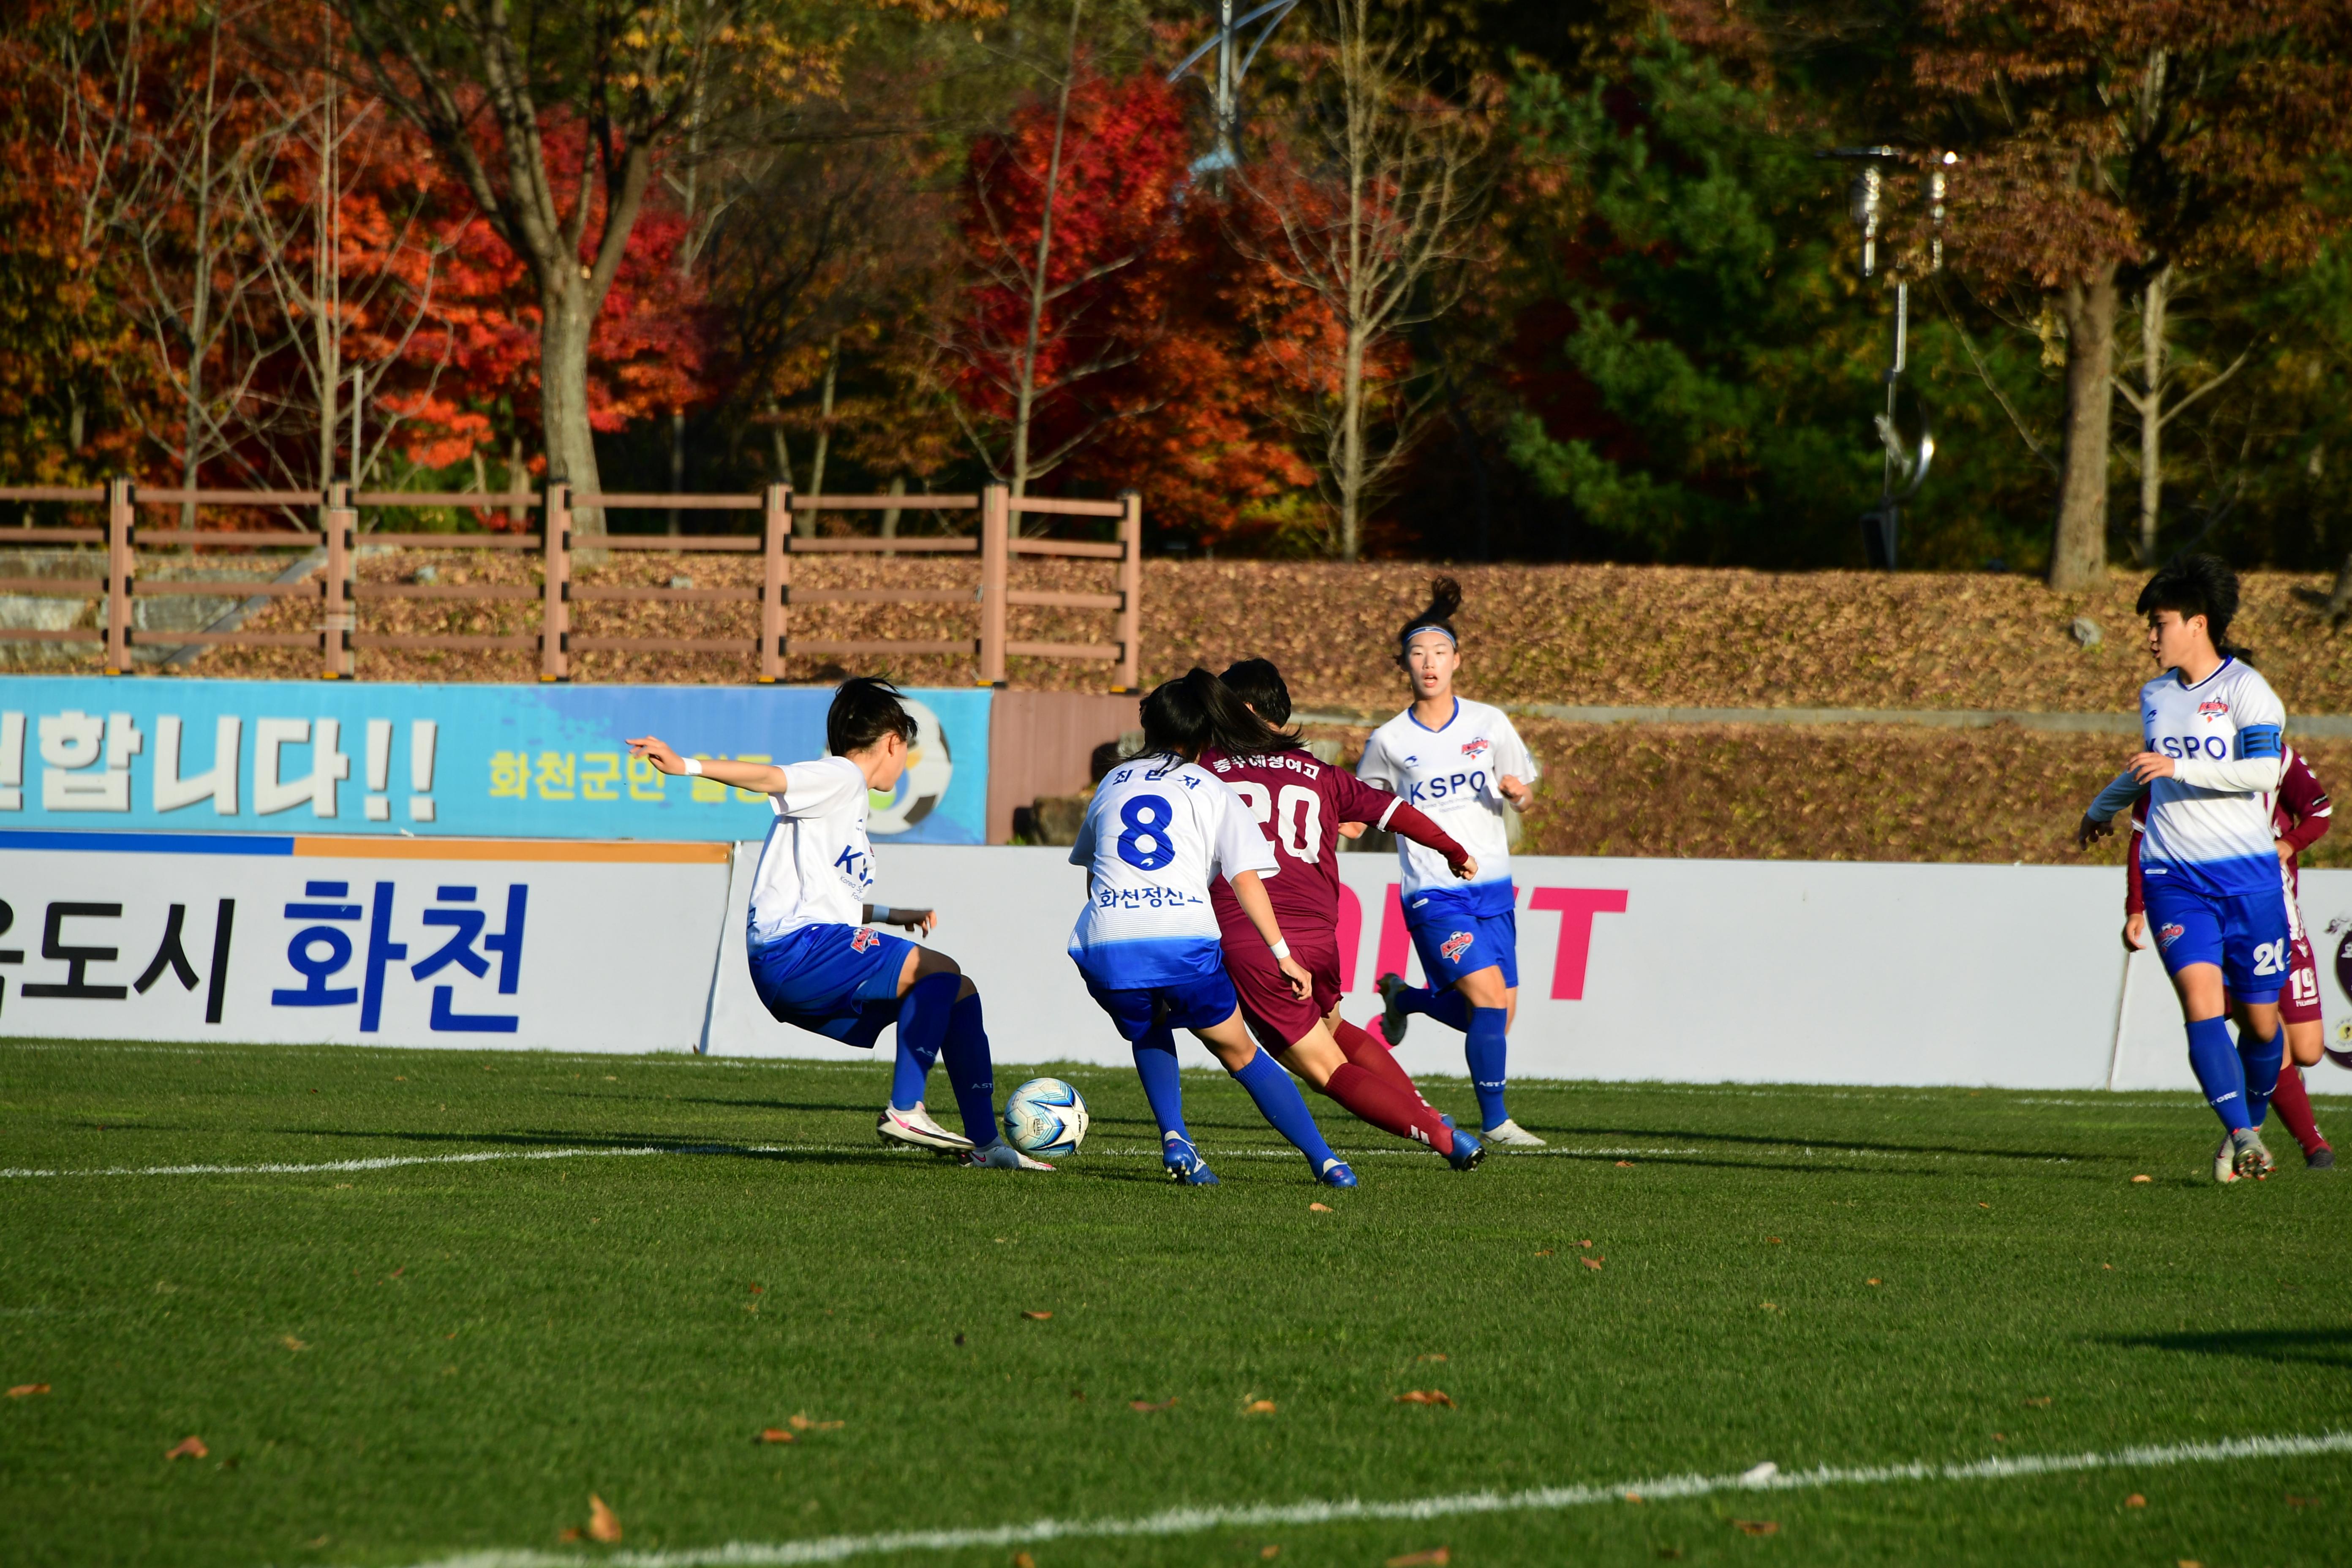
1086, 972, 1239, 1043
747, 923, 914, 1047
2143, 883, 2291, 1004
1407, 908, 1519, 991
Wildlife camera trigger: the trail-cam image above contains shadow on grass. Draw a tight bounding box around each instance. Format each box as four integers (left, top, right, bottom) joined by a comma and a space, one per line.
2105, 1326, 2352, 1368
1526, 1122, 2092, 1165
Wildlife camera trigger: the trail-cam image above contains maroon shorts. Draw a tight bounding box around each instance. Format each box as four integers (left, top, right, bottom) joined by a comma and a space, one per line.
1224, 929, 1342, 1054
2284, 932, 2322, 1025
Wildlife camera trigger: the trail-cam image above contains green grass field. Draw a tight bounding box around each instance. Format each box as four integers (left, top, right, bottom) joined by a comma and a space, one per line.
3, 1040, 2349, 1568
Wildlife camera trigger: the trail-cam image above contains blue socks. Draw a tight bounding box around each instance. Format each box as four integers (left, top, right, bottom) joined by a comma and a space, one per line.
1465, 1006, 1510, 1130
890, 972, 960, 1112
2185, 1015, 2251, 1132
1230, 1049, 1338, 1168
939, 990, 999, 1146
2239, 1024, 2285, 1127
1131, 1025, 1193, 1146
1399, 983, 1473, 1032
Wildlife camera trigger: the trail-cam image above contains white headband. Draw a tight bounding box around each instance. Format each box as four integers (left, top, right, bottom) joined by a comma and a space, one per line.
1404, 624, 1456, 648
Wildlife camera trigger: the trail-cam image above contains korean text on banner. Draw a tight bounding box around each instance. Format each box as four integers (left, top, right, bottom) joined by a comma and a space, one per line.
0, 680, 990, 844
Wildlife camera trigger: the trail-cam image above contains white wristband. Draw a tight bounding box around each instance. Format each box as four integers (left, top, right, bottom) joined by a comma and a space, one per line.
680, 757, 704, 776
1270, 939, 1290, 961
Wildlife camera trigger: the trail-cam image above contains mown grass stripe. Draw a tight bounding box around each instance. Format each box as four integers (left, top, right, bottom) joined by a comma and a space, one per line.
389, 1429, 2352, 1568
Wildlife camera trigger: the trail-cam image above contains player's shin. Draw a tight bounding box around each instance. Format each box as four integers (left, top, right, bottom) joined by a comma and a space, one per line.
939, 991, 999, 1147
2268, 1062, 2330, 1157
1333, 1017, 1438, 1110
1130, 1025, 1195, 1147
2185, 1016, 2254, 1132
2238, 1023, 2285, 1127
1324, 1061, 1454, 1154
1229, 1048, 1342, 1171
891, 972, 961, 1112
1465, 1006, 1511, 1131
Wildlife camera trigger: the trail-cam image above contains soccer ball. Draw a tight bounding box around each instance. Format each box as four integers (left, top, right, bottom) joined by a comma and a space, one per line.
1002, 1078, 1089, 1158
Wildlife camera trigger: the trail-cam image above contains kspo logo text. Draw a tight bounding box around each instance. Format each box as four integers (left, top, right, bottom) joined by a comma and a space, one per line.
2155, 734, 2232, 760
1408, 769, 1487, 804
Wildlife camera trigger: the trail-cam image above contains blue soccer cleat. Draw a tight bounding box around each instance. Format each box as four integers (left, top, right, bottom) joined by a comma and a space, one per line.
1376, 972, 1412, 1047
1316, 1158, 1358, 1189
1445, 1127, 1486, 1171
1163, 1134, 1219, 1185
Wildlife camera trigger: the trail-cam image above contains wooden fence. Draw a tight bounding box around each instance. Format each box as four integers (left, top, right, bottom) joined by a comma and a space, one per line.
0, 481, 1143, 689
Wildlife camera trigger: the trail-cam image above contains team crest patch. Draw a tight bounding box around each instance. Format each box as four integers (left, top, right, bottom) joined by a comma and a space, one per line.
2156, 923, 2186, 950
1461, 738, 1491, 759
1440, 930, 1475, 962
850, 928, 883, 952
2197, 701, 2230, 721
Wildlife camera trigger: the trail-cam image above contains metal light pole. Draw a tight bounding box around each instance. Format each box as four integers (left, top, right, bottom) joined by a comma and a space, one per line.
1822, 147, 1956, 569
1165, 0, 1301, 185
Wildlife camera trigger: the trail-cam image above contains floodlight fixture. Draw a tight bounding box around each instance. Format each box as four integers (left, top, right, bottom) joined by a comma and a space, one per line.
1166, 0, 1302, 182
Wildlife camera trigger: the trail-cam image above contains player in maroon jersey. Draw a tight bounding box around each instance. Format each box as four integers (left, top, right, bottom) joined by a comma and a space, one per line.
2126, 745, 2334, 1171
1193, 658, 1488, 1172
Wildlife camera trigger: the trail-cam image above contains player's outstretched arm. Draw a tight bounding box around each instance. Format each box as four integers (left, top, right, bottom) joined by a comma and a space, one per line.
864, 904, 936, 935
626, 735, 789, 795
2077, 767, 2142, 849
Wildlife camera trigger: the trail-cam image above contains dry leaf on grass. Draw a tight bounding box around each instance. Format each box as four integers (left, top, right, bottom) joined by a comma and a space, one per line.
2023, 1396, 2052, 1407
1012, 1553, 1036, 1568
1130, 1397, 1178, 1413
757, 1428, 798, 1445
787, 1413, 844, 1431
280, 1335, 308, 1352
2125, 1494, 2147, 1508
1867, 1278, 1881, 1287
1308, 1202, 1333, 1214
1244, 1399, 1277, 1414
1534, 1249, 1554, 1257
1384, 1548, 1450, 1566
7, 1383, 49, 1397
2132, 1174, 2153, 1183
1732, 1519, 1779, 1536
1614, 1160, 1635, 1168
1417, 1353, 1448, 1362
1580, 1239, 1594, 1248
1765, 1237, 1782, 1244
1022, 1311, 1053, 1321
557, 1527, 583, 1544
1261, 1547, 1281, 1560
1624, 1492, 1644, 1503
1392, 1390, 1454, 1407
1581, 1257, 1604, 1271
2285, 1493, 2317, 1506
587, 1494, 622, 1544
166, 1436, 208, 1460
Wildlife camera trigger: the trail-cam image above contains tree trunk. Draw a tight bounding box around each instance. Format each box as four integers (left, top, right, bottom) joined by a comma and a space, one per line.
539, 281, 603, 529
2137, 265, 2170, 567
1338, 321, 1367, 561
2048, 264, 2117, 591
801, 332, 839, 539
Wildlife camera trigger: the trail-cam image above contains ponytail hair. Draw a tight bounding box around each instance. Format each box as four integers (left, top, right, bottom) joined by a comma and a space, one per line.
1396, 576, 1463, 664
2137, 553, 2253, 664
1139, 667, 1290, 762
1217, 657, 1305, 750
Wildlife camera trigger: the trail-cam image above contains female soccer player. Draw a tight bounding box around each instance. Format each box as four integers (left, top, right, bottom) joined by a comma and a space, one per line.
627, 677, 1046, 1171
1069, 668, 1356, 1187
1357, 578, 1546, 1147
2125, 746, 2335, 1173
1203, 658, 1486, 1170
2079, 555, 2289, 1182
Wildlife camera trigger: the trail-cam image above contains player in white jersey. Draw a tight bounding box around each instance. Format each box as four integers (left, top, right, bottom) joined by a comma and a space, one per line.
1356, 577, 1546, 1147
2078, 556, 2289, 1181
629, 678, 1045, 1171
1070, 669, 1357, 1187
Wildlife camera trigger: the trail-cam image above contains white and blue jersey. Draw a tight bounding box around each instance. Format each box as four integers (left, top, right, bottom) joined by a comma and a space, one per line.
1356, 698, 1533, 924
743, 755, 911, 1043
1068, 754, 1277, 991
2089, 658, 2287, 900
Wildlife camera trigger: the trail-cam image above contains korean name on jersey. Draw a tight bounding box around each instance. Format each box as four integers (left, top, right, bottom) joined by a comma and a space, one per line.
1067, 756, 1277, 989
1356, 698, 1532, 916
745, 755, 875, 947
2136, 658, 2287, 898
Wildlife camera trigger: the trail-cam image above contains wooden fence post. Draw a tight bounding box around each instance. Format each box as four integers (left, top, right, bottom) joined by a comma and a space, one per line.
541, 482, 571, 681
1115, 489, 1142, 693
978, 484, 1009, 686
104, 476, 133, 673
322, 484, 355, 678
761, 483, 789, 683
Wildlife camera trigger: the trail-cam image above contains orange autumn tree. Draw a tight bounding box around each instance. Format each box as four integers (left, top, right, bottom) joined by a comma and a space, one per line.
1914, 0, 2352, 589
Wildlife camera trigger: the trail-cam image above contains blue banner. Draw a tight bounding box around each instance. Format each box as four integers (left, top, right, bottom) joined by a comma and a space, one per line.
0, 679, 991, 843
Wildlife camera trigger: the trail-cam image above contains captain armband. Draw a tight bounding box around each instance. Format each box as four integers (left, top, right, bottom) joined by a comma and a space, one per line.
2238, 724, 2283, 760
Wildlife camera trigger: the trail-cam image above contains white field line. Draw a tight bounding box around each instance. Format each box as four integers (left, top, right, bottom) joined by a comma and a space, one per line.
387, 1429, 2352, 1568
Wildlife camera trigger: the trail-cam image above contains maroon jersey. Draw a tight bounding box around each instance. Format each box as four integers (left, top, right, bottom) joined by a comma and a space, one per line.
1200, 745, 1466, 937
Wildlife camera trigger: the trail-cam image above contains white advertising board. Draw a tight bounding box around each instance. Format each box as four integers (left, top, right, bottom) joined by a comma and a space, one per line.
705, 849, 2352, 1094
0, 830, 732, 1051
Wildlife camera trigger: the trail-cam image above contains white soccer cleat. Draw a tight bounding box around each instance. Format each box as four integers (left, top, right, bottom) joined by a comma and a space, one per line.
877, 1102, 975, 1153
961, 1140, 1054, 1171
1480, 1118, 1548, 1148
2212, 1132, 2237, 1184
